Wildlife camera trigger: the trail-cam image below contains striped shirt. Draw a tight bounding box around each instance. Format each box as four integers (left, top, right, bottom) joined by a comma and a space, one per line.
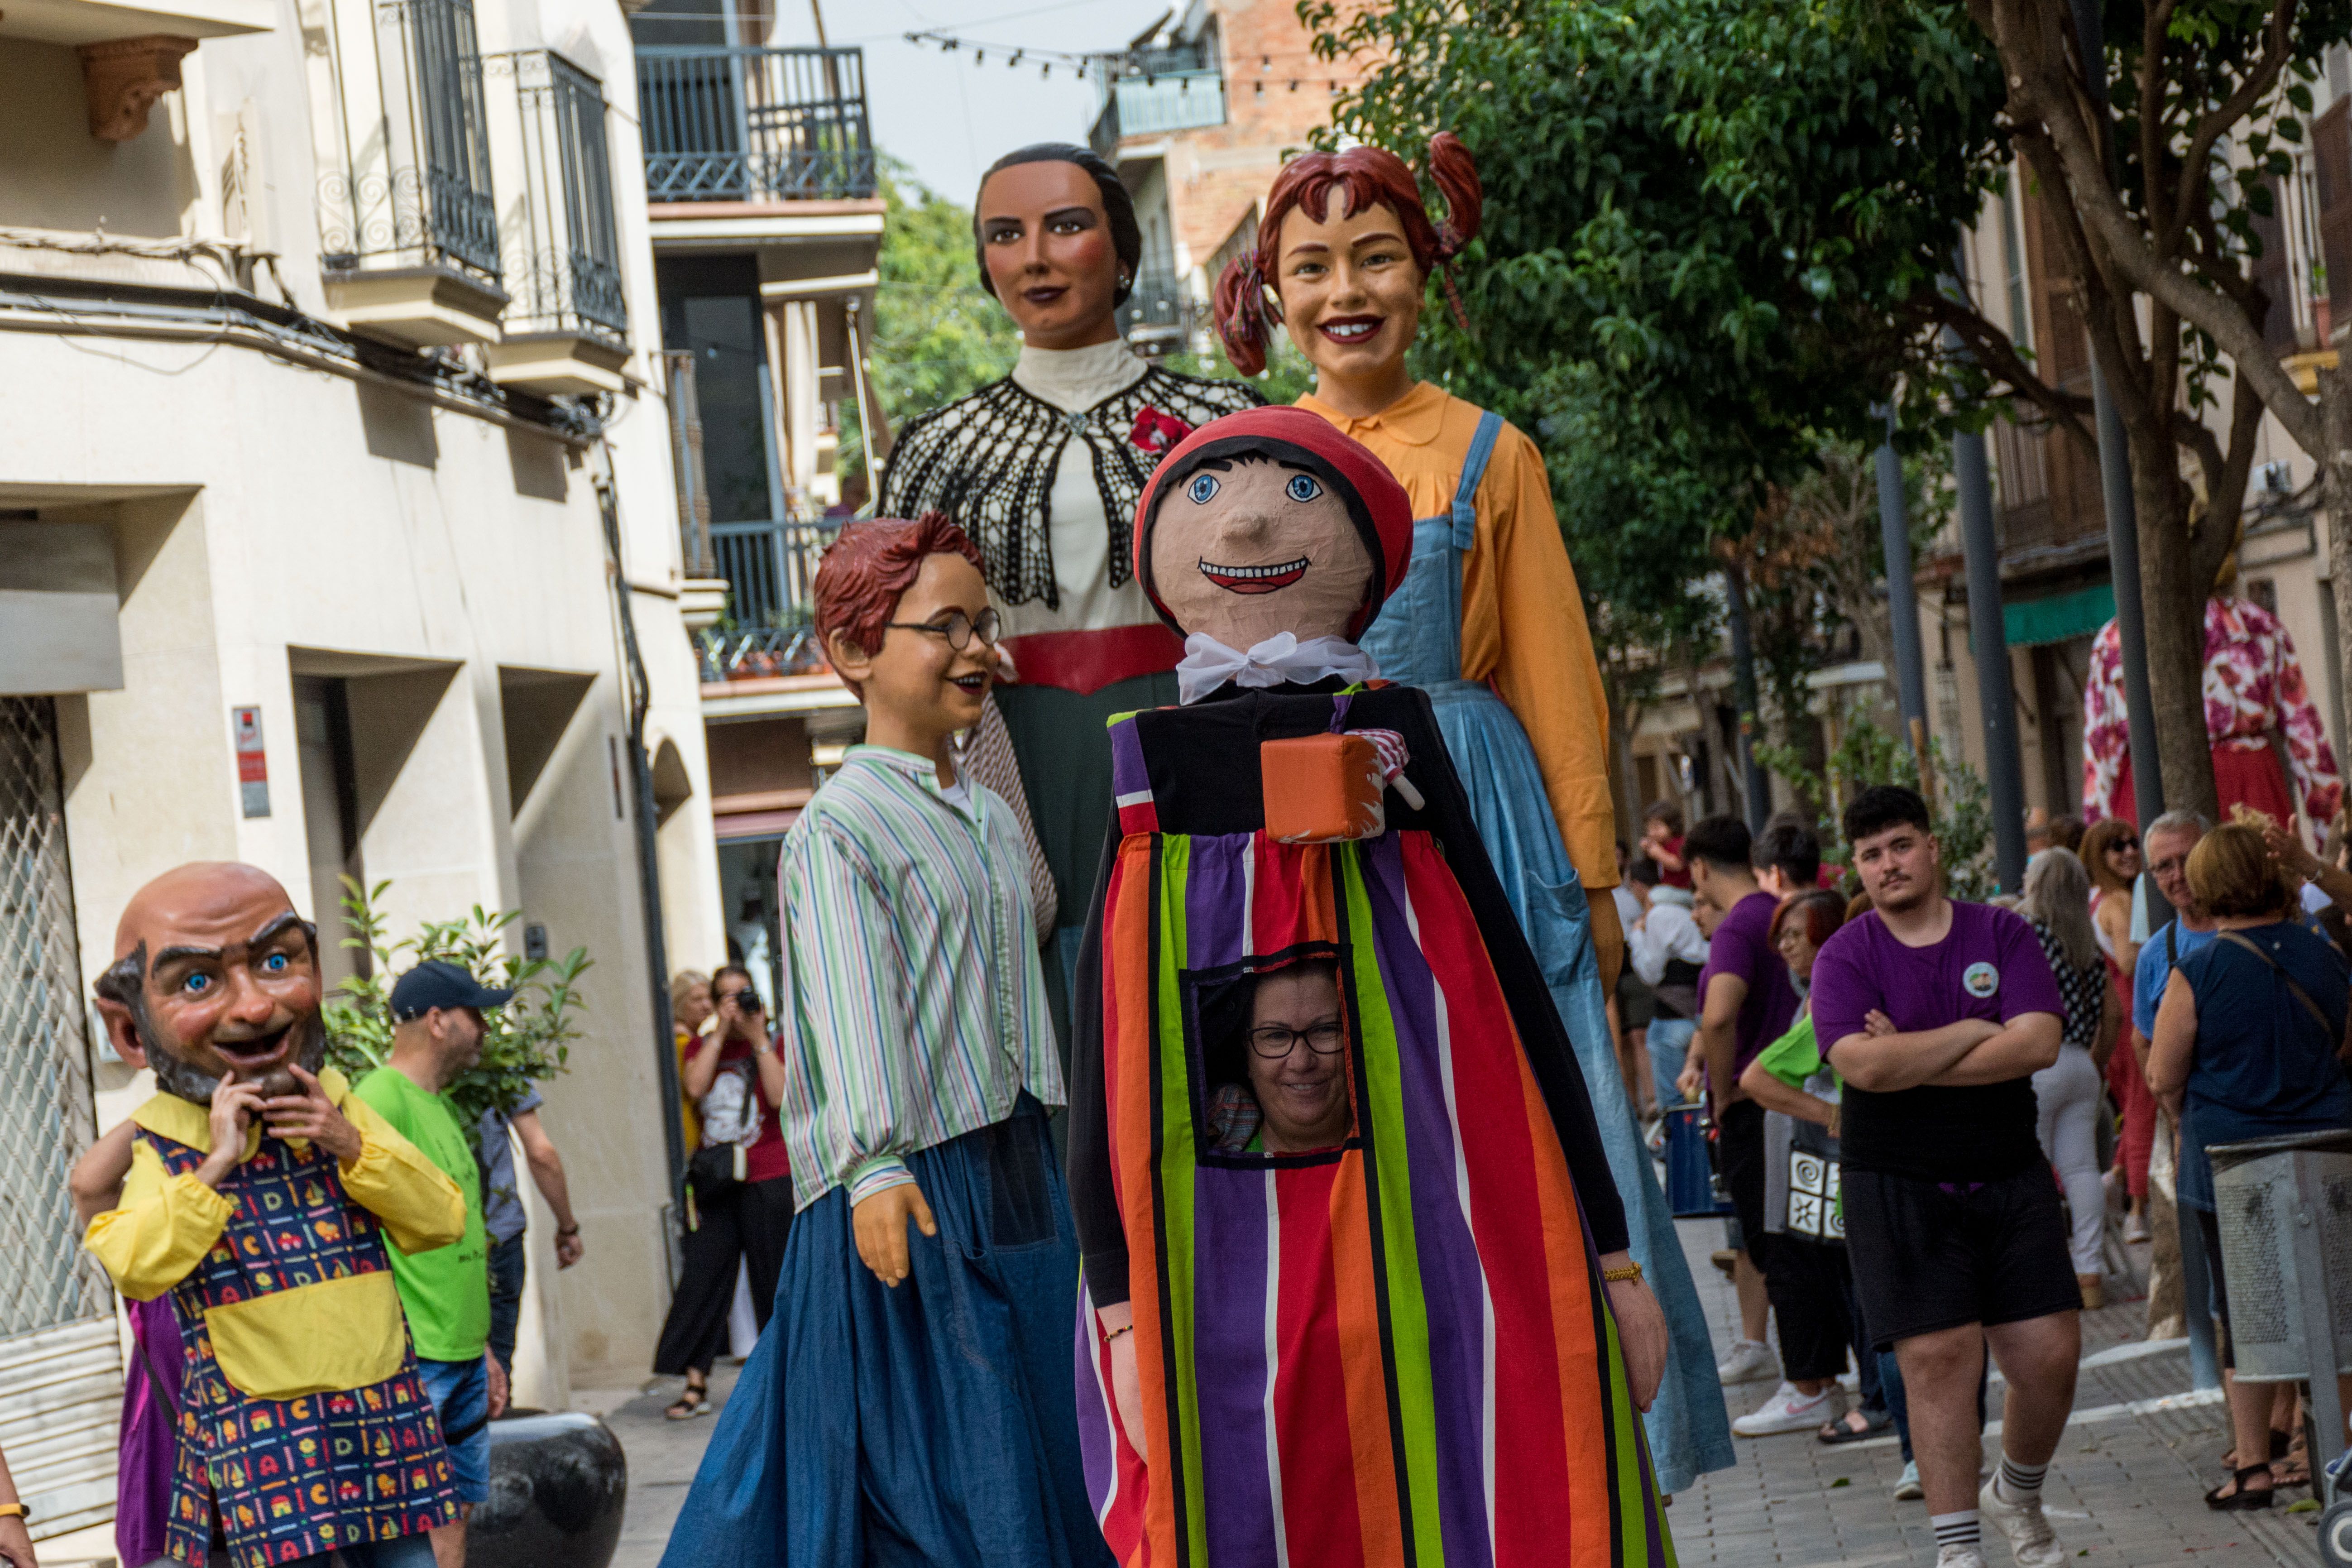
775, 744, 1063, 1208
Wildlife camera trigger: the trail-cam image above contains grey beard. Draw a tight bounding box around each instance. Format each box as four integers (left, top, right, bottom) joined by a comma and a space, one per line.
140, 1003, 329, 1105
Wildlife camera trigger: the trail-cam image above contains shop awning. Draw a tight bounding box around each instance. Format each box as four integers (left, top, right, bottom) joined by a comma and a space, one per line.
2004, 580, 2115, 648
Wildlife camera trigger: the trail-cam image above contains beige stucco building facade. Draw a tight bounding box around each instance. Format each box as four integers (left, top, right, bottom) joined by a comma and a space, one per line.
0, 0, 742, 1539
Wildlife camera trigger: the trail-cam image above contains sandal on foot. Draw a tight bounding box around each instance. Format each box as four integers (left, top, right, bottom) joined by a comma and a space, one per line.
665, 1386, 709, 1421
1817, 1405, 1894, 1445
2205, 1464, 2275, 1510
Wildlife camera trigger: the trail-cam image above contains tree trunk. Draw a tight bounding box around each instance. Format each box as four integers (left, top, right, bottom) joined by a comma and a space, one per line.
2132, 444, 2220, 824
2319, 357, 2352, 791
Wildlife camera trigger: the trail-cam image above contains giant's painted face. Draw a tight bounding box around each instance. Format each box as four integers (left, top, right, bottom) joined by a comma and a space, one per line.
1145, 455, 1373, 648
96, 862, 326, 1104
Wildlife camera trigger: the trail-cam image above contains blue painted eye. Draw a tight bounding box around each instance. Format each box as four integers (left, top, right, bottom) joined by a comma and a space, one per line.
263, 953, 289, 973
1187, 473, 1219, 503
1286, 475, 1322, 502
182, 973, 211, 994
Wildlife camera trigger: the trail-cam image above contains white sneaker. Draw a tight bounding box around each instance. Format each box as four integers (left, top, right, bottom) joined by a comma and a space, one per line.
1732, 1381, 1840, 1437
1893, 1459, 1924, 1501
1980, 1477, 2064, 1568
1715, 1338, 1780, 1385
1935, 1548, 1986, 1568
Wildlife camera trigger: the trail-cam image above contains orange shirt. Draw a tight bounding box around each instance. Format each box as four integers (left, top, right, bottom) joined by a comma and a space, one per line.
1298, 382, 1618, 891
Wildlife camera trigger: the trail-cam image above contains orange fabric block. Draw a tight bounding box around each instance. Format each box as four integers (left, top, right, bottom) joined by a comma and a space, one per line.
1262, 734, 1387, 843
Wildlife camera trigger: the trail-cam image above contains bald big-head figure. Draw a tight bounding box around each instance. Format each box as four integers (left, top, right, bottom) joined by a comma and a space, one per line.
95, 861, 326, 1104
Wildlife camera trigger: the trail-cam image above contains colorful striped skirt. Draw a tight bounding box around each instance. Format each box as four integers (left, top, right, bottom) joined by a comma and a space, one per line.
1076, 812, 1672, 1567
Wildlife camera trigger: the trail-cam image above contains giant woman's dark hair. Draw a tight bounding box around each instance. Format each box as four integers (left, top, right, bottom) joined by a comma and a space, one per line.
972, 143, 1143, 307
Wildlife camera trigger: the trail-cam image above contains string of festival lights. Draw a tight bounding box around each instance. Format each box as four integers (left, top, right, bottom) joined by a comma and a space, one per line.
901, 29, 1351, 92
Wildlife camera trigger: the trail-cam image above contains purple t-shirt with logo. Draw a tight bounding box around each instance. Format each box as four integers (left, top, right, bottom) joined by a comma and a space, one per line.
1810, 899, 2065, 1181
1697, 889, 1801, 1087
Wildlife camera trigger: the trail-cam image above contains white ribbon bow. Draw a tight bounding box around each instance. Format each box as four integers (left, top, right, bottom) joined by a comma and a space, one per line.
1175, 632, 1381, 705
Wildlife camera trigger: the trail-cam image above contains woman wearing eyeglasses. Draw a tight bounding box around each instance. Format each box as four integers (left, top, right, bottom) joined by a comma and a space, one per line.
1208, 963, 1356, 1155
2082, 817, 2154, 1242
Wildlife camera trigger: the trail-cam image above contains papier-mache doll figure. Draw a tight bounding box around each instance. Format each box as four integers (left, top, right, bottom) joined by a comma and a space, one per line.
82, 863, 468, 1568
658, 513, 1112, 1568
1066, 406, 1673, 1567
1215, 133, 1731, 1493
879, 144, 1265, 1038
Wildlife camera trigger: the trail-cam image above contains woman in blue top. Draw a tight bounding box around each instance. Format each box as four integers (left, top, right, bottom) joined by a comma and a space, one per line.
2150, 822, 2352, 1511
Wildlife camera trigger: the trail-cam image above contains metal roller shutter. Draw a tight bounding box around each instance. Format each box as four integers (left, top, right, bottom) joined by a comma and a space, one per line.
0, 696, 123, 1542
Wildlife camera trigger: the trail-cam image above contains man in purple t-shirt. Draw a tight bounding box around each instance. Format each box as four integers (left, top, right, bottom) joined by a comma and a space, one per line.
1813, 786, 2075, 1568
1679, 816, 1800, 1395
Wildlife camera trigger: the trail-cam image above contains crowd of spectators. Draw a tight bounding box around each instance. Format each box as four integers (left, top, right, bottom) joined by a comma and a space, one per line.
1612, 782, 2352, 1559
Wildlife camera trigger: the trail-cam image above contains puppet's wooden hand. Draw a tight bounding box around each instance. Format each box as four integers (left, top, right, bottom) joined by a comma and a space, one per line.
852, 1181, 937, 1288
1586, 888, 1625, 994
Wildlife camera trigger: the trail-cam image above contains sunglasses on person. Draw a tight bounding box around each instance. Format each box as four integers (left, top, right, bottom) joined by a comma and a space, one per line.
2106, 836, 2139, 853
884, 607, 1001, 652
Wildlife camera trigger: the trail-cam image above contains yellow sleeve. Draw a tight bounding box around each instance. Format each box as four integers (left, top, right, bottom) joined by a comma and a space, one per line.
1458, 422, 1620, 891
83, 1141, 231, 1302
335, 1089, 466, 1256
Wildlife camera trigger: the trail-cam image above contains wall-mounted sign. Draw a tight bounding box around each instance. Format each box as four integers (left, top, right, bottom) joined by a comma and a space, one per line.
232, 705, 269, 818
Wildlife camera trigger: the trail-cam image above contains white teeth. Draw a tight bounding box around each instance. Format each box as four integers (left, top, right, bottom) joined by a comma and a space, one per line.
1199, 556, 1309, 579
1325, 321, 1377, 339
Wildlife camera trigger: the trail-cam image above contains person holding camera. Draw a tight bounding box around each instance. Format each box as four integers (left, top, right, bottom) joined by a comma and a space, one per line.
652, 963, 793, 1419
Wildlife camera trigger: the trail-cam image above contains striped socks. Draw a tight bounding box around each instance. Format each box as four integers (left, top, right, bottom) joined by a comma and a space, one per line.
1996, 1453, 2050, 1505
1931, 1510, 1981, 1555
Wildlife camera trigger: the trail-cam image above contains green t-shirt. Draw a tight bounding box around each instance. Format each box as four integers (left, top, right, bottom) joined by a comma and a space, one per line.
355, 1066, 489, 1362
1752, 1009, 1836, 1092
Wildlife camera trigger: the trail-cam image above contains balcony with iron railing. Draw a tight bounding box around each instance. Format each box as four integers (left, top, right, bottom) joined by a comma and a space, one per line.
317, 0, 510, 346
1089, 48, 1226, 159
1117, 267, 1191, 352
694, 516, 842, 682
480, 48, 629, 394
637, 46, 876, 204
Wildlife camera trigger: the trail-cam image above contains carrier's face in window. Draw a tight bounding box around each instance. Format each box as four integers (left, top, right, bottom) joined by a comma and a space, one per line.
1245, 961, 1354, 1152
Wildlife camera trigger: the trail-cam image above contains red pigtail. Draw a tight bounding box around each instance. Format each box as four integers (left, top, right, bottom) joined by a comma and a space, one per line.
1424, 132, 1483, 265
1213, 248, 1275, 377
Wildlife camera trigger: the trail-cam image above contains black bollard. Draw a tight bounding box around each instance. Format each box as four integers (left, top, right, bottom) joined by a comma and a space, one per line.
469, 1410, 629, 1568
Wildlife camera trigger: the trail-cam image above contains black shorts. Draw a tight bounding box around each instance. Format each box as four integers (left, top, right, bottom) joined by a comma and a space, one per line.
1718, 1099, 1770, 1259
1844, 1165, 2079, 1349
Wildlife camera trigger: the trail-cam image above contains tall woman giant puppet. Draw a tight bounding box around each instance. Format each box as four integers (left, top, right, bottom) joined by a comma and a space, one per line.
881, 144, 1264, 1031
1213, 136, 1732, 1492
1068, 406, 1672, 1568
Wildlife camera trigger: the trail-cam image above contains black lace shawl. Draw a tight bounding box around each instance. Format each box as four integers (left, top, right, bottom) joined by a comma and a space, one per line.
877, 365, 1266, 609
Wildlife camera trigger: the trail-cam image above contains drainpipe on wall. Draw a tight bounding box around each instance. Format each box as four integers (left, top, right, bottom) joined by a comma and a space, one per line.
592, 445, 689, 1262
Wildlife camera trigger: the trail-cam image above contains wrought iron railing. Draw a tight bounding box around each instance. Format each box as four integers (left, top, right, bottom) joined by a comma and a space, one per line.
695, 625, 828, 683
1092, 65, 1225, 155
1118, 267, 1192, 349
485, 49, 627, 340
318, 0, 501, 281
712, 517, 840, 631
636, 47, 876, 202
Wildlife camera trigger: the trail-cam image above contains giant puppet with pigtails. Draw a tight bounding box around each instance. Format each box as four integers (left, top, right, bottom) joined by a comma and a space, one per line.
1211, 134, 1734, 1495
1065, 404, 1676, 1567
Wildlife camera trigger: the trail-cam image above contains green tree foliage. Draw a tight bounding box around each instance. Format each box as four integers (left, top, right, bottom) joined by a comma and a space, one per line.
323, 878, 593, 1129
1756, 701, 1997, 901
1311, 0, 2013, 500
839, 156, 1023, 487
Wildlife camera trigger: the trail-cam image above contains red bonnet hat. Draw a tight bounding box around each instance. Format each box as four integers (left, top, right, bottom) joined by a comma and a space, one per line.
1131, 405, 1415, 640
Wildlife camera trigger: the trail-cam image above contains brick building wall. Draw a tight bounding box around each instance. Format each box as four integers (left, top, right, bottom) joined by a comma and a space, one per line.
1124, 0, 1365, 285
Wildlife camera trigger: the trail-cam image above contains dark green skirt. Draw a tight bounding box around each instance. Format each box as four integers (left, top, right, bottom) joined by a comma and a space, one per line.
994, 670, 1180, 1051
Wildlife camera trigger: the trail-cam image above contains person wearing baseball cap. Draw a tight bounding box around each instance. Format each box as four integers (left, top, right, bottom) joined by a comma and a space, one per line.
356, 959, 517, 1568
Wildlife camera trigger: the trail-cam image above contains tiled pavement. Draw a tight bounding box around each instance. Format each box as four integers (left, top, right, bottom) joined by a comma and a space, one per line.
1673, 1216, 2322, 1567
586, 1228, 2327, 1568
